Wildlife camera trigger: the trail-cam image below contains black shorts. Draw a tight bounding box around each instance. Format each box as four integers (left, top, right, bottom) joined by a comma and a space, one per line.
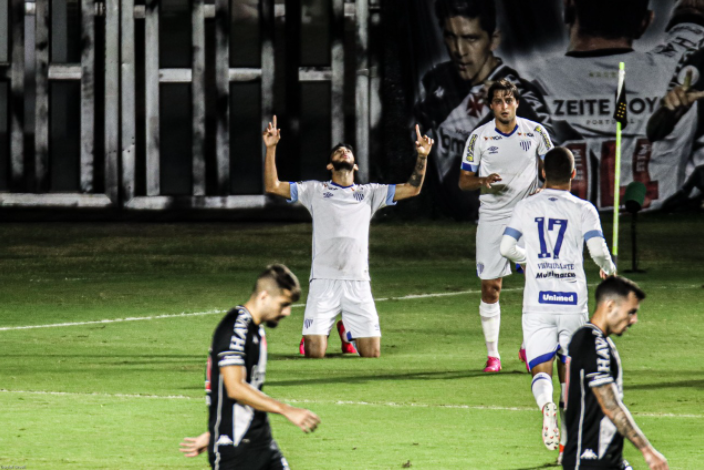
210, 439, 289, 470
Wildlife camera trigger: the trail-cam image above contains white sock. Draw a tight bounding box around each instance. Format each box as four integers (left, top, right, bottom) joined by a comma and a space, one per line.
560, 382, 567, 446
480, 301, 501, 358
531, 372, 553, 411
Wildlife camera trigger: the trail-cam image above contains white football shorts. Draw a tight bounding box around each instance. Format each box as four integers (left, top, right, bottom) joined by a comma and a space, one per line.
302, 279, 381, 339
522, 313, 587, 370
476, 221, 513, 280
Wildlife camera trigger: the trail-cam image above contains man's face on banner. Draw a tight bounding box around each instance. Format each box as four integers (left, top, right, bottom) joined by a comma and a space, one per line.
489, 90, 518, 125
442, 16, 495, 82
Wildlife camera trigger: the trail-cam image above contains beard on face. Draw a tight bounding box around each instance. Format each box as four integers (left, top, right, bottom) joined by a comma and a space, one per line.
266, 320, 279, 328
331, 160, 355, 171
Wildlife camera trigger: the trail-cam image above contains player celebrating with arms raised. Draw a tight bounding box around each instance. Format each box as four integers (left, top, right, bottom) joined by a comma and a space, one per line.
563, 276, 668, 470
459, 79, 553, 372
500, 147, 616, 456
264, 116, 434, 358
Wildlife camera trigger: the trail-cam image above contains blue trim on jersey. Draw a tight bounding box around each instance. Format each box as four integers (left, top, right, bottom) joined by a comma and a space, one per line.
330, 181, 354, 189
461, 162, 478, 172
528, 345, 561, 370
495, 124, 518, 137
504, 227, 523, 241
287, 182, 299, 203
584, 230, 604, 241
386, 184, 397, 206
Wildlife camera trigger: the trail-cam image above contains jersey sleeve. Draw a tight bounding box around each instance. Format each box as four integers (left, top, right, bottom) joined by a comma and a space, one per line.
213, 318, 249, 368
460, 132, 481, 173
504, 205, 525, 241
534, 124, 554, 158
287, 181, 315, 209
581, 202, 604, 241
367, 183, 397, 213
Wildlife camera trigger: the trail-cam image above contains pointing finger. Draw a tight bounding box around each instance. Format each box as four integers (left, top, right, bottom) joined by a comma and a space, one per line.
273, 115, 277, 130
415, 124, 422, 141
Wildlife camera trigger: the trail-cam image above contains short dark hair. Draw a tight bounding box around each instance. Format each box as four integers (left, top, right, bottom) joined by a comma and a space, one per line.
330, 143, 354, 161
254, 264, 301, 302
595, 276, 646, 305
434, 0, 496, 36
487, 79, 520, 103
571, 0, 650, 40
543, 147, 575, 184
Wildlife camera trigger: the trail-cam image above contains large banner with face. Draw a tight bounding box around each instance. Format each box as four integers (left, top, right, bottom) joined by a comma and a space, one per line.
398, 0, 704, 220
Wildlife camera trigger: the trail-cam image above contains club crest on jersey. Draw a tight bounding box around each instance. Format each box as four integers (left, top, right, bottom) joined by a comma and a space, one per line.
323, 192, 334, 199
520, 140, 532, 152
477, 263, 484, 276
488, 146, 499, 154
353, 192, 365, 202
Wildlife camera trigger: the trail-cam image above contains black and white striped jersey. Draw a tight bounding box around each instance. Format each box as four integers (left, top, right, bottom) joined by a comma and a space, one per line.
564, 324, 625, 469
207, 306, 271, 465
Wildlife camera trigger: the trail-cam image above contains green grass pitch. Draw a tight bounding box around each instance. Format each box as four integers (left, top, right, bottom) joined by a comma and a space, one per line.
0, 214, 702, 469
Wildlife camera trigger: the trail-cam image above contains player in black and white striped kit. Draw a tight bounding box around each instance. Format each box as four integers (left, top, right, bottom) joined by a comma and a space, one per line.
180, 265, 320, 470
563, 276, 668, 470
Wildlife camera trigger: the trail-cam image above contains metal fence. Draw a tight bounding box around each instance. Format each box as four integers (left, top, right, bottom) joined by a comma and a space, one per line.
0, 0, 380, 211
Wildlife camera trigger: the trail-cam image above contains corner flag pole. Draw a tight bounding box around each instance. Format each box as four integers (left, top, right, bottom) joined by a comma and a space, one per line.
612, 62, 626, 268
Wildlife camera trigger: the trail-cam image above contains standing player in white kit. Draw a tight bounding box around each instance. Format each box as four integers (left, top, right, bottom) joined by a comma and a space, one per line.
500, 147, 616, 457
263, 116, 434, 358
458, 79, 554, 372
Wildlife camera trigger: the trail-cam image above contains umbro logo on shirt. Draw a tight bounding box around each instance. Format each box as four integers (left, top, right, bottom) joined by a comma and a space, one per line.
488, 146, 499, 154
323, 192, 334, 198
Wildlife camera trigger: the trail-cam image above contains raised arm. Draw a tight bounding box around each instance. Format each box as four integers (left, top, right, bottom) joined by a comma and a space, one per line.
221, 366, 320, 433
263, 115, 292, 199
393, 125, 433, 201
593, 383, 669, 470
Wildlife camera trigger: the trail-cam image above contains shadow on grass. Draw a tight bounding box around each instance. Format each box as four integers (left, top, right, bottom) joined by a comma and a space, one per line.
266, 369, 509, 387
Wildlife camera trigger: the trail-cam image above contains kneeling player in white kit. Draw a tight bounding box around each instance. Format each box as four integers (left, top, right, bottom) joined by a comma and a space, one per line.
263, 116, 434, 358
499, 147, 616, 456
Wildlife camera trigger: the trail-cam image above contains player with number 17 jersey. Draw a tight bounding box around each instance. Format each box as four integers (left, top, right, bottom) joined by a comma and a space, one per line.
504, 188, 616, 318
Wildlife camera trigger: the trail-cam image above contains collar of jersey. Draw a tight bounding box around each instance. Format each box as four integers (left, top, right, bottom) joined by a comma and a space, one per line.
329, 181, 355, 189
494, 123, 518, 137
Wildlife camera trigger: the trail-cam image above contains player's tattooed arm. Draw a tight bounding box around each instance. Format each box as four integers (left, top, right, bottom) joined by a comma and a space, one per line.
394, 125, 433, 200
594, 383, 670, 470
263, 115, 292, 199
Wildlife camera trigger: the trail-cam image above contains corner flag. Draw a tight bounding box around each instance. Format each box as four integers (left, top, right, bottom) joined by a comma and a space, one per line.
612, 62, 626, 267
613, 67, 628, 129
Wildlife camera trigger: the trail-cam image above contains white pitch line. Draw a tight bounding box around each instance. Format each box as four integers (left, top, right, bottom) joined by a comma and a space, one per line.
1, 282, 697, 332
0, 288, 520, 332
0, 389, 700, 419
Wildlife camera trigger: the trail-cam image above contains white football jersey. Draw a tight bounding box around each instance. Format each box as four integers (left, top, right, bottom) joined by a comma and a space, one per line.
288, 181, 395, 281
528, 23, 704, 210
461, 116, 553, 222
505, 189, 608, 315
